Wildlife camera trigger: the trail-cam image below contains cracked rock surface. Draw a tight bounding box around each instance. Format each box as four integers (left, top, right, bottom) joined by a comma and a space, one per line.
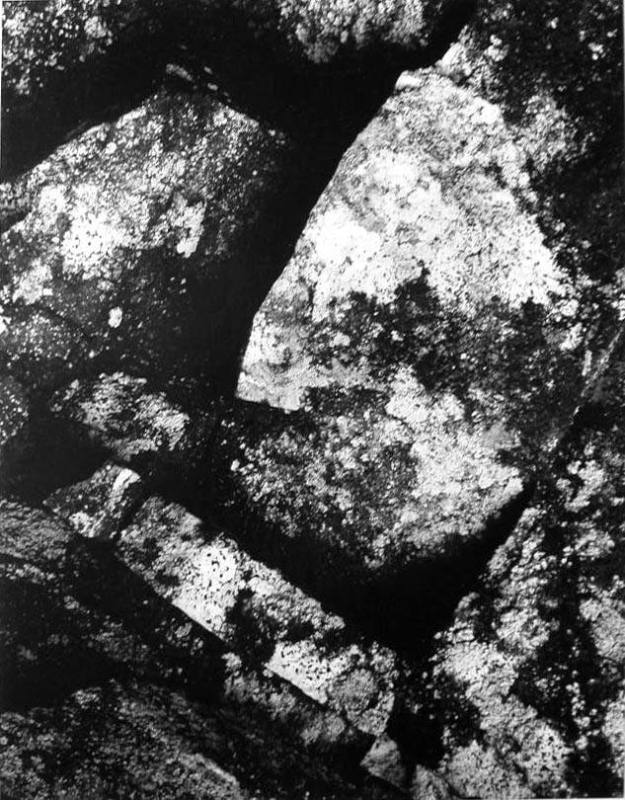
0, 0, 623, 797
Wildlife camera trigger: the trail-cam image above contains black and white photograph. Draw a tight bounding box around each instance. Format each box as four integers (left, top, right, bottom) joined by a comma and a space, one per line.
0, 0, 623, 797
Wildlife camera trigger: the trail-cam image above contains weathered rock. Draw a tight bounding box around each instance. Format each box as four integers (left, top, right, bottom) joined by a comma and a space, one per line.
1, 682, 258, 800
50, 374, 218, 477
214, 68, 615, 641
2, 0, 473, 178
121, 497, 399, 737
2, 2, 622, 797
437, 0, 623, 341
46, 466, 398, 736
0, 376, 29, 463
0, 0, 473, 486
1, 88, 325, 401
362, 733, 412, 789
395, 339, 625, 798
1, 676, 401, 800
46, 461, 145, 539
1, 500, 402, 798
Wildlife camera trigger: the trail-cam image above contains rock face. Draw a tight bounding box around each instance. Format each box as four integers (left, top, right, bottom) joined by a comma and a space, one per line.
404, 337, 625, 799
1, 0, 623, 797
219, 68, 609, 640
1, 86, 331, 405
0, 501, 399, 798
2, 0, 473, 178
46, 464, 398, 737
0, 0, 472, 487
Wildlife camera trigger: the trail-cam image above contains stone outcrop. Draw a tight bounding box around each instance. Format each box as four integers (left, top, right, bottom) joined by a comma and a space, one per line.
1, 0, 622, 797
1, 500, 401, 798
2, 0, 474, 178
46, 465, 398, 737
0, 0, 472, 487
215, 67, 620, 645
400, 334, 625, 798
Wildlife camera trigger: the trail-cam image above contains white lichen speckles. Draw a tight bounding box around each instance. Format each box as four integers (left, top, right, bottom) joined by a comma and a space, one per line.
173, 540, 243, 639
170, 195, 206, 258
12, 260, 53, 304
108, 307, 123, 328
234, 66, 591, 612
439, 633, 571, 796
60, 195, 132, 280
36, 184, 68, 218
384, 369, 523, 538
114, 497, 396, 737
83, 15, 110, 41
309, 207, 388, 309
0, 378, 29, 446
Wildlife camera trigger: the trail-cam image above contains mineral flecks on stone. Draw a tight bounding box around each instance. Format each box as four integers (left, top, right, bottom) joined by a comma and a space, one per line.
50, 373, 218, 474
1, 1, 623, 797
0, 0, 472, 482
2, 0, 474, 176
1, 500, 400, 799
406, 377, 625, 798
1, 88, 328, 403
217, 69, 609, 639
46, 464, 398, 737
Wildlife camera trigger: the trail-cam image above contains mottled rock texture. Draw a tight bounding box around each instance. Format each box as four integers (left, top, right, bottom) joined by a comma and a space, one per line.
0, 0, 623, 797
218, 66, 617, 643
0, 501, 399, 798
2, 0, 473, 177
46, 465, 398, 736
0, 0, 472, 486
400, 337, 625, 799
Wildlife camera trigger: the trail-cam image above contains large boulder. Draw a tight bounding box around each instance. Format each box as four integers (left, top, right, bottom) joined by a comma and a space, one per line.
0, 500, 399, 798
213, 68, 617, 640
398, 339, 625, 798
0, 0, 472, 487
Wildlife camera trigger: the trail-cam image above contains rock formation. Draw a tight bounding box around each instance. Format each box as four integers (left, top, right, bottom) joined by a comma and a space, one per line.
0, 0, 622, 797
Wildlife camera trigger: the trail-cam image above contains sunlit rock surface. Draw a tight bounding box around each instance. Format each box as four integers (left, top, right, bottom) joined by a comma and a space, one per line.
403, 338, 625, 798
227, 69, 611, 629
0, 500, 400, 798
0, 0, 622, 797
1, 89, 327, 403
0, 0, 472, 482
46, 466, 398, 737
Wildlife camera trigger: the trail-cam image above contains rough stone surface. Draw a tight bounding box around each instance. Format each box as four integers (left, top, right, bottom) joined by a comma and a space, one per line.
218, 68, 616, 637
395, 339, 625, 798
50, 374, 218, 476
46, 461, 144, 539
2, 0, 473, 175
1, 87, 323, 400
0, 500, 400, 798
0, 0, 473, 493
46, 466, 398, 736
0, 0, 622, 796
1, 682, 255, 800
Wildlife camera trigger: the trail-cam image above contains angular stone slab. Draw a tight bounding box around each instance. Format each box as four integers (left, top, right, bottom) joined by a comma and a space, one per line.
1, 89, 321, 400
46, 465, 399, 736
221, 69, 617, 633
392, 336, 625, 798
2, 499, 401, 796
